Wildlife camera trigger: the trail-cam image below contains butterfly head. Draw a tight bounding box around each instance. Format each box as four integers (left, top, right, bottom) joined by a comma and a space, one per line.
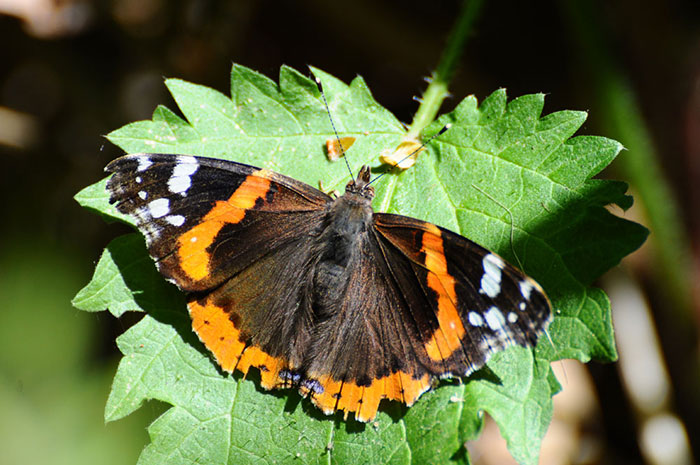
344, 165, 374, 201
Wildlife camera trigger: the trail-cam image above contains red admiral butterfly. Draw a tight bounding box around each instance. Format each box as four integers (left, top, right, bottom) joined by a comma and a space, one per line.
105, 149, 552, 422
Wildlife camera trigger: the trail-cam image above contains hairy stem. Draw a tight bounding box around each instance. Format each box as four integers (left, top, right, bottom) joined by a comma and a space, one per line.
407, 0, 484, 139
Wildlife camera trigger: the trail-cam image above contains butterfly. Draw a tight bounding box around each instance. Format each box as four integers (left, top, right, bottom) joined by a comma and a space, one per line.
105, 152, 552, 422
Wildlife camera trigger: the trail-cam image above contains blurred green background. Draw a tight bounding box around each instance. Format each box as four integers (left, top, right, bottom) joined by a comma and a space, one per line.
1, 1, 698, 464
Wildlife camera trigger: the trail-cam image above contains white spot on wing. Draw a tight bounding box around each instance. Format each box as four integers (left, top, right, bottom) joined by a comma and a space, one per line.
468, 312, 484, 327
519, 302, 526, 311
136, 157, 152, 172
507, 312, 518, 323
519, 280, 534, 300
135, 176, 142, 183
138, 191, 148, 200
168, 175, 191, 194
166, 215, 185, 227
148, 198, 170, 218
484, 253, 505, 269
480, 253, 503, 298
168, 157, 199, 194
177, 155, 198, 166
485, 307, 506, 332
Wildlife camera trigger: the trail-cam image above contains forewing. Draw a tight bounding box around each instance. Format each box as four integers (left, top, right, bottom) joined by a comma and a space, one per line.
105, 153, 331, 292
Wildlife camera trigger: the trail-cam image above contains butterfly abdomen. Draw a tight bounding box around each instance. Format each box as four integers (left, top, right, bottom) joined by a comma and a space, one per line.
311, 193, 374, 318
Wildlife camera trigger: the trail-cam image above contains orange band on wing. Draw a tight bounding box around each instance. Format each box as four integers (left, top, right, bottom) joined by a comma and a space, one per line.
178, 173, 271, 281
420, 225, 467, 362
307, 371, 431, 422
188, 297, 286, 389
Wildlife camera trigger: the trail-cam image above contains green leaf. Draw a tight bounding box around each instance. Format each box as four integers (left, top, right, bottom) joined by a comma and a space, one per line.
72, 234, 183, 317
74, 64, 647, 464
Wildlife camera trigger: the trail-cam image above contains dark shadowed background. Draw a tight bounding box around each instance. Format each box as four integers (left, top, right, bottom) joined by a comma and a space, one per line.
1, 1, 698, 464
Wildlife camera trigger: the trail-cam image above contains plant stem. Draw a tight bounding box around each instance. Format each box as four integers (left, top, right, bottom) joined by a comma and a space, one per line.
406, 0, 484, 139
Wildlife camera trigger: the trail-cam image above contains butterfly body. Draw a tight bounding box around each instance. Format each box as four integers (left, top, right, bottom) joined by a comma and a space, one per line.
106, 153, 551, 422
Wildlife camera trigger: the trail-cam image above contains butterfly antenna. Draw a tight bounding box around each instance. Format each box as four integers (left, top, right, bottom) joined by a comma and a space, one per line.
316, 76, 354, 180
367, 123, 451, 187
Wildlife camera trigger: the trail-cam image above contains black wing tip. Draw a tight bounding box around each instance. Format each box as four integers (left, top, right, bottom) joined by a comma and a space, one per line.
104, 153, 152, 174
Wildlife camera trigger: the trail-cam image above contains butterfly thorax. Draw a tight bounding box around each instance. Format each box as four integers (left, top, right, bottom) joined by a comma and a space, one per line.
310, 167, 376, 319
320, 165, 375, 263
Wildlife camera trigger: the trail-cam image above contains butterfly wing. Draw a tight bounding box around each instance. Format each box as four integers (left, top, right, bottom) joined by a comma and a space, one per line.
106, 153, 332, 388
372, 213, 552, 377
106, 153, 331, 291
